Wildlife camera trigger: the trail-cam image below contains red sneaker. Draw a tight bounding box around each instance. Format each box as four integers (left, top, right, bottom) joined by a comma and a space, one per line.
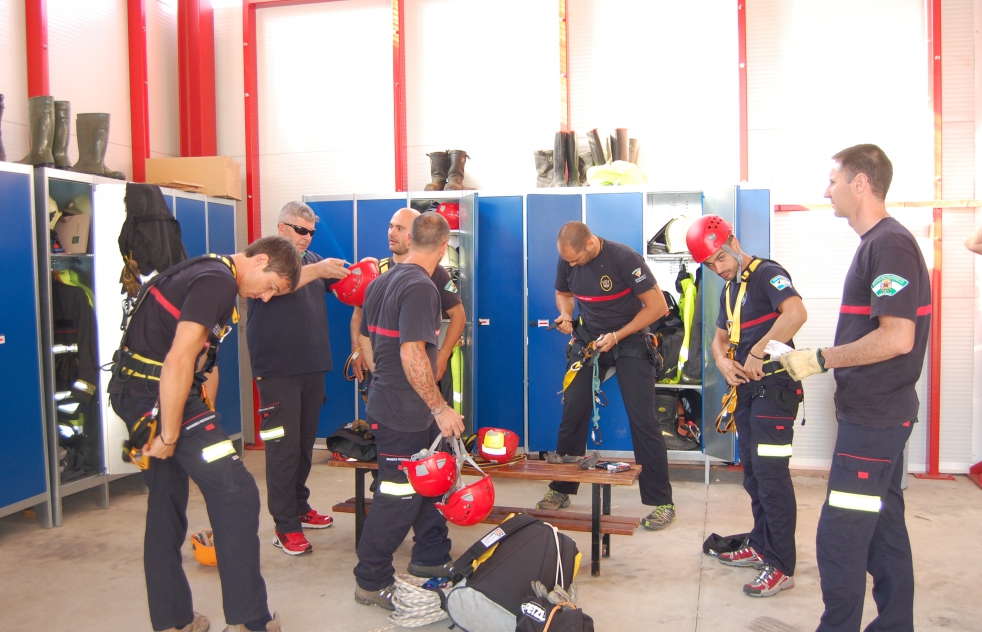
300, 509, 334, 529
718, 545, 763, 567
744, 564, 794, 597
273, 531, 312, 556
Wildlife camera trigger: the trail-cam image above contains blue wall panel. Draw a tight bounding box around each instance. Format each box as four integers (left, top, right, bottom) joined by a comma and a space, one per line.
585, 193, 644, 253
0, 170, 48, 508
526, 194, 582, 452
164, 195, 174, 215
175, 198, 207, 257
206, 202, 241, 438
736, 189, 771, 258
308, 200, 357, 437
476, 196, 524, 440
207, 202, 236, 254
356, 198, 404, 261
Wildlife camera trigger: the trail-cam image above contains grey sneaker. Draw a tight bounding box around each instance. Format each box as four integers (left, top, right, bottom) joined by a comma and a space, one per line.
536, 490, 571, 510
641, 504, 676, 530
407, 560, 453, 578
222, 611, 282, 632
165, 612, 209, 632
355, 583, 396, 611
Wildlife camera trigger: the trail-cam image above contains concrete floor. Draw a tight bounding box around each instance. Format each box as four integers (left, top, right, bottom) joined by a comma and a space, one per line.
1, 450, 980, 632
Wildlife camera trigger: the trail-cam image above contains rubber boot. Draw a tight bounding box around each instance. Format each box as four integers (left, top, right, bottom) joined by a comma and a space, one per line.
0, 94, 6, 162
424, 151, 449, 191
533, 150, 553, 188
53, 101, 71, 170
587, 129, 605, 165
17, 95, 55, 167
73, 113, 125, 180
566, 132, 581, 187
551, 132, 566, 187
443, 149, 469, 191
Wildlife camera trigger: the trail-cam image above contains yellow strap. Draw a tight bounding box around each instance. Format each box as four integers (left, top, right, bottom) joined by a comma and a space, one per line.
724, 258, 763, 347
130, 352, 163, 366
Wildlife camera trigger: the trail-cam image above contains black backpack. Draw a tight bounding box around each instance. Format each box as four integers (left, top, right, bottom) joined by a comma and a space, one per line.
516, 598, 594, 632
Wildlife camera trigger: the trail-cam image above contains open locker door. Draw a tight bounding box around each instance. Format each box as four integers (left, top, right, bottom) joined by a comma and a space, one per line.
457, 193, 478, 433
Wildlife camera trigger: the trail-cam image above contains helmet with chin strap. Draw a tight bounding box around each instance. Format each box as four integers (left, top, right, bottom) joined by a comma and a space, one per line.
331, 260, 380, 307
435, 437, 495, 526
685, 215, 734, 264
403, 435, 457, 497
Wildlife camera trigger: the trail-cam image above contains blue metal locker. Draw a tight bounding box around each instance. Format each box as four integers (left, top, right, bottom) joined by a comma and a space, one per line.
175, 197, 207, 257
475, 196, 524, 440
356, 198, 405, 261
207, 201, 242, 439
736, 189, 771, 256
526, 193, 583, 452
306, 198, 358, 437
0, 166, 50, 521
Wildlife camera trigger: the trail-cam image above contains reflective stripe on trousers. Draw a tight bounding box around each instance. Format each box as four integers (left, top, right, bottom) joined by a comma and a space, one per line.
202, 440, 236, 462
757, 443, 793, 458
379, 481, 416, 496
259, 426, 285, 441
828, 490, 882, 513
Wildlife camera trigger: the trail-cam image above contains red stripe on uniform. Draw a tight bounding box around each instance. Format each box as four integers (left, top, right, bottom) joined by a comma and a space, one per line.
150, 286, 181, 319
917, 305, 932, 316
574, 288, 632, 303
741, 312, 778, 329
840, 305, 871, 315
368, 324, 400, 338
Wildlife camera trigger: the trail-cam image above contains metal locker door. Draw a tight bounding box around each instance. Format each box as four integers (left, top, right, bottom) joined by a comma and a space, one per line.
457, 193, 478, 433
305, 197, 357, 437
526, 193, 583, 452
207, 201, 242, 440
175, 197, 208, 257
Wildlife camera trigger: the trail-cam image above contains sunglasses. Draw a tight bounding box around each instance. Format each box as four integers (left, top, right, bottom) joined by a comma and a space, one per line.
283, 222, 315, 237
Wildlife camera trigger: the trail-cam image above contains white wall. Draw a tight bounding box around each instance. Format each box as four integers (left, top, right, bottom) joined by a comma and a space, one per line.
0, 0, 29, 162
147, 0, 180, 159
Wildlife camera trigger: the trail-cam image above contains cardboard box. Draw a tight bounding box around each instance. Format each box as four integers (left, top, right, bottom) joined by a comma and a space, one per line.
146, 156, 242, 200
55, 214, 92, 254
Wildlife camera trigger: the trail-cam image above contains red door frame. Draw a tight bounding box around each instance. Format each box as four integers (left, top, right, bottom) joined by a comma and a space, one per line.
178, 0, 217, 157
737, 1, 748, 181
24, 0, 49, 97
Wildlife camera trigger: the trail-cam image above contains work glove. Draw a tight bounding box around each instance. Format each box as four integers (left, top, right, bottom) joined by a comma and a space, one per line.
780, 348, 827, 381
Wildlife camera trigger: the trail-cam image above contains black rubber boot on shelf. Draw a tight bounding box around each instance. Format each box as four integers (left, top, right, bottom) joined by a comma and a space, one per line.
443, 149, 469, 190
17, 95, 55, 167
566, 131, 581, 187
73, 113, 125, 180
551, 132, 567, 187
587, 128, 605, 166
53, 101, 71, 170
424, 150, 449, 191
0, 94, 6, 162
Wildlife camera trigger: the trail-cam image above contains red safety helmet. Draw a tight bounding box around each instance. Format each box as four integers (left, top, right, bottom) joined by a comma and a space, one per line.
685, 215, 733, 264
477, 427, 519, 464
436, 203, 459, 230
436, 475, 495, 526
332, 260, 380, 307
403, 435, 457, 497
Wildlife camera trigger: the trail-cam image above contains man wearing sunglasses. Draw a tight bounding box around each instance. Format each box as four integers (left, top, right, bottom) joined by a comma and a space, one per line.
246, 201, 350, 556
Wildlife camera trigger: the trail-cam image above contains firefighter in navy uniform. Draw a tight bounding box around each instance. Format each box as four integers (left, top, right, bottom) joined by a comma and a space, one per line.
687, 215, 807, 598
536, 221, 677, 531
352, 212, 465, 610
781, 145, 930, 632
247, 202, 351, 557
108, 236, 303, 632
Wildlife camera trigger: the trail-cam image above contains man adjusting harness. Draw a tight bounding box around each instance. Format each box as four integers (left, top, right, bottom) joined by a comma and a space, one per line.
536, 221, 677, 532
687, 214, 807, 599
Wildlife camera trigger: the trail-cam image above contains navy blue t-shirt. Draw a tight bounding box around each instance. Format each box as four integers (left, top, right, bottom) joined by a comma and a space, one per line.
715, 258, 800, 364
360, 263, 441, 431
247, 250, 338, 377
555, 238, 658, 342
833, 217, 931, 427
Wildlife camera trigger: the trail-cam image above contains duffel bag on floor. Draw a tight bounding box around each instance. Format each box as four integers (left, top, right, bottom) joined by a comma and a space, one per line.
516, 597, 594, 632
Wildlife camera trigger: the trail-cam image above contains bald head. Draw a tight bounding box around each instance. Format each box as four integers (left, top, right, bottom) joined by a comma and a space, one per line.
558, 221, 601, 266
388, 207, 420, 256
410, 212, 450, 254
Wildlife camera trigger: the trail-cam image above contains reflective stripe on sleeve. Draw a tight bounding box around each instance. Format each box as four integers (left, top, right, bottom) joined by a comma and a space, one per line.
828, 490, 882, 512
201, 440, 236, 463
757, 444, 793, 458
379, 481, 416, 496
259, 427, 285, 441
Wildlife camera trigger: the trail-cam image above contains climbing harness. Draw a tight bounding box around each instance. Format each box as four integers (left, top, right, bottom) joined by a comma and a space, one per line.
561, 338, 606, 446
343, 350, 371, 403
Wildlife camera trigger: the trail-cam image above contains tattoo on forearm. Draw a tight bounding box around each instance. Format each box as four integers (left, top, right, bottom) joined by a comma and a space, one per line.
404, 343, 442, 409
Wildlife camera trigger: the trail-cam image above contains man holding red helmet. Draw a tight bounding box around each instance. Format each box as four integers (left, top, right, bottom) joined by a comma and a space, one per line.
353, 212, 465, 610
686, 215, 807, 598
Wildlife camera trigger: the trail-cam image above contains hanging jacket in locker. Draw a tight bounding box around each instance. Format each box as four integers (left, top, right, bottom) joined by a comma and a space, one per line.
52, 279, 98, 404
119, 183, 189, 276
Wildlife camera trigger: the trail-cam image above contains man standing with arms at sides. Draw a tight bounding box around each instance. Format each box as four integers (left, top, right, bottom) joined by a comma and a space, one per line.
537, 221, 677, 532
348, 207, 465, 410
352, 212, 465, 609
687, 215, 807, 597
109, 236, 303, 632
781, 144, 930, 632
247, 201, 350, 556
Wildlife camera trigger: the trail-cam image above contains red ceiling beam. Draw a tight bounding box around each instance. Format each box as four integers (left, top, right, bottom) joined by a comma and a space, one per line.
24, 0, 49, 97
737, 1, 748, 181
127, 0, 151, 182
178, 0, 217, 157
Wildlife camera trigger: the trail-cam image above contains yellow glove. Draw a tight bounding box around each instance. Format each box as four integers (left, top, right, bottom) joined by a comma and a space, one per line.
780, 348, 827, 381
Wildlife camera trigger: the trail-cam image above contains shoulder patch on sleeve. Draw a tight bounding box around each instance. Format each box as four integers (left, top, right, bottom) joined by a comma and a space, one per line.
871, 274, 908, 297
631, 267, 648, 283
445, 280, 458, 293
769, 275, 792, 291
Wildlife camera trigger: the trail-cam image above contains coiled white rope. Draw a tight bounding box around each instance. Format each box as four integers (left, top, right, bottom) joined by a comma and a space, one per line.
367, 574, 449, 632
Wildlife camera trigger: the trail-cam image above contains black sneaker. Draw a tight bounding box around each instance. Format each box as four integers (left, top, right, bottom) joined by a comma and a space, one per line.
354, 583, 396, 610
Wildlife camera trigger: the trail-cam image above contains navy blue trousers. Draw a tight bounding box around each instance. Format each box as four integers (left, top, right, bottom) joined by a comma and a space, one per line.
816, 419, 915, 632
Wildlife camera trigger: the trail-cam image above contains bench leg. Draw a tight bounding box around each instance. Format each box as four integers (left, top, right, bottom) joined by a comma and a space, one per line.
591, 483, 601, 576
602, 484, 611, 558
355, 468, 366, 548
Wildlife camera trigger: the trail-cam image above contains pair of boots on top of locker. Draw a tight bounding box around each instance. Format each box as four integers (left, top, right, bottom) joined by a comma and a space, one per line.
424, 149, 470, 191
14, 95, 125, 180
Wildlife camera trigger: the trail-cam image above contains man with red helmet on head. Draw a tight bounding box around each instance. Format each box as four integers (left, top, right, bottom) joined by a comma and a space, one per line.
687, 213, 807, 598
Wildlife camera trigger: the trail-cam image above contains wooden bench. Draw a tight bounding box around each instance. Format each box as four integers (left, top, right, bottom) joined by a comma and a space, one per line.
326, 458, 643, 576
